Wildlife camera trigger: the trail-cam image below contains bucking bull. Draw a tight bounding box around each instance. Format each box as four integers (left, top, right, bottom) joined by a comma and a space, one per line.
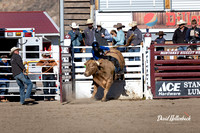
84, 48, 125, 101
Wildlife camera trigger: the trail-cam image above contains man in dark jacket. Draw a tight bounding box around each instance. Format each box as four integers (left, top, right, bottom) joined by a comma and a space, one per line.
95, 22, 111, 46
172, 20, 188, 59
173, 20, 188, 50
10, 47, 35, 105
173, 20, 188, 44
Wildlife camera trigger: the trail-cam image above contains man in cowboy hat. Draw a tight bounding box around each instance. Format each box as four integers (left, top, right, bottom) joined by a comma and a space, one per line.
112, 23, 126, 52
95, 21, 111, 46
172, 20, 188, 59
83, 19, 96, 47
83, 19, 96, 60
10, 47, 35, 105
36, 51, 57, 101
155, 31, 166, 60
127, 21, 142, 61
68, 22, 83, 62
173, 20, 188, 44
155, 31, 166, 44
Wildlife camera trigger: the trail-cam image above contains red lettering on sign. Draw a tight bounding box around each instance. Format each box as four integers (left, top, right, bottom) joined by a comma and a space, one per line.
142, 12, 200, 27
186, 12, 191, 25
182, 12, 186, 21
198, 16, 200, 25
177, 12, 186, 22
166, 12, 176, 26
191, 16, 198, 22
165, 12, 200, 26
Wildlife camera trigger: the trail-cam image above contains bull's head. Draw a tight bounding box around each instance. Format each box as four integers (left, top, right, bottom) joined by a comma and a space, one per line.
84, 60, 99, 77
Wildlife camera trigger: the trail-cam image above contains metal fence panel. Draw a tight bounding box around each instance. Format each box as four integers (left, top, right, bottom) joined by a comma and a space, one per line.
99, 0, 164, 12
172, 0, 200, 11
73, 45, 144, 99
0, 51, 60, 100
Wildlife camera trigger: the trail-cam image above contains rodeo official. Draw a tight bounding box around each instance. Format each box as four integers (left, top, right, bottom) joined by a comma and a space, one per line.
10, 47, 35, 105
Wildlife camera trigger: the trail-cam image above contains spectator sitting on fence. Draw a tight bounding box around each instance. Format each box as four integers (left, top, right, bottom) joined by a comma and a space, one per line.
126, 21, 142, 61
0, 55, 11, 102
36, 52, 57, 101
95, 21, 112, 46
155, 31, 166, 60
68, 22, 83, 62
91, 42, 121, 73
112, 23, 126, 52
172, 20, 188, 59
186, 19, 200, 51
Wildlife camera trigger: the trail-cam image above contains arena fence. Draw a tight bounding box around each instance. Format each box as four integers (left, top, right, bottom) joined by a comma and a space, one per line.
150, 43, 200, 98
0, 51, 60, 101
59, 45, 73, 102
143, 43, 152, 99
72, 45, 144, 99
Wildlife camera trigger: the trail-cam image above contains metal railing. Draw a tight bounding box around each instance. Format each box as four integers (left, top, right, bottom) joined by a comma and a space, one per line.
0, 51, 60, 100
150, 43, 200, 98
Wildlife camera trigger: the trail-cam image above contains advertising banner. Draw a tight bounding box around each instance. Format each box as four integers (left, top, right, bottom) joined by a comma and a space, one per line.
156, 81, 200, 97
133, 12, 200, 29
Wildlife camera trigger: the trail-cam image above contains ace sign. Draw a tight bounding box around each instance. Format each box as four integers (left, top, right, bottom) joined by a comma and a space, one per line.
155, 81, 200, 97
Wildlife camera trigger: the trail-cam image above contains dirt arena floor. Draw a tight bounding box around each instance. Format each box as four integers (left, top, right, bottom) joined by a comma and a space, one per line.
0, 98, 199, 133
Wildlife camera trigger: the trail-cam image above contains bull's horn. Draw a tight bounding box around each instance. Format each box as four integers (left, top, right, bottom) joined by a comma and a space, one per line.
95, 61, 100, 66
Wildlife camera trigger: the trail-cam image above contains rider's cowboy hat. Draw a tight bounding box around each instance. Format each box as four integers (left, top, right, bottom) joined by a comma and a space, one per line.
177, 20, 187, 25
86, 19, 93, 25
155, 31, 166, 36
129, 21, 137, 27
10, 47, 21, 55
113, 23, 125, 28
70, 22, 79, 29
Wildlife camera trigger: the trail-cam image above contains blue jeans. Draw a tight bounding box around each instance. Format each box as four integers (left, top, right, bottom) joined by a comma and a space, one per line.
128, 47, 140, 61
14, 73, 33, 104
178, 46, 187, 51
42, 74, 56, 99
178, 46, 187, 58
85, 48, 92, 60
117, 47, 126, 52
0, 82, 9, 95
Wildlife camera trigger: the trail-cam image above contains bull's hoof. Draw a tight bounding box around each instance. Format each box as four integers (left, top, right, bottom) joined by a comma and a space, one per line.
90, 97, 95, 100
101, 99, 107, 102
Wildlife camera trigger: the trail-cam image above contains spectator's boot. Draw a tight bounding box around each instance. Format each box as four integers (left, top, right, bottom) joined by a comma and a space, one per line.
25, 98, 35, 102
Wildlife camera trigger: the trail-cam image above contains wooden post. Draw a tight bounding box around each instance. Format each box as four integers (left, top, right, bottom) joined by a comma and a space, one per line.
95, 0, 99, 10
165, 0, 171, 9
